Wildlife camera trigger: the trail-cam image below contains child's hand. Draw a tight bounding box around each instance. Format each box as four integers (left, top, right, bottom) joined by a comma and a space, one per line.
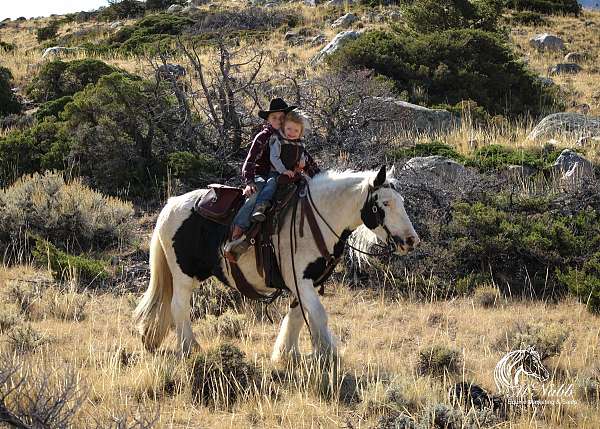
283, 170, 295, 178
298, 159, 305, 169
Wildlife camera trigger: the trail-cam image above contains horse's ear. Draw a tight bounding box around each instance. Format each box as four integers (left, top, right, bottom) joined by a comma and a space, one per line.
388, 165, 396, 178
373, 165, 386, 188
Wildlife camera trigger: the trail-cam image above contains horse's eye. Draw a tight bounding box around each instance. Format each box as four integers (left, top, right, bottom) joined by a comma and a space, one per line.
382, 201, 390, 207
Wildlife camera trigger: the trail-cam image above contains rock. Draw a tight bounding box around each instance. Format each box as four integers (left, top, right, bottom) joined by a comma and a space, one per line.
553, 149, 594, 181
167, 4, 183, 12
304, 0, 317, 5
156, 63, 187, 80
529, 33, 565, 51
528, 113, 600, 141
325, 0, 356, 6
403, 156, 466, 179
310, 30, 361, 65
564, 52, 583, 63
188, 0, 208, 5
388, 10, 402, 21
110, 21, 122, 29
41, 46, 83, 59
366, 97, 459, 134
505, 164, 538, 179
332, 13, 359, 29
538, 77, 554, 87
264, 2, 277, 6
284, 31, 298, 41
548, 63, 582, 75
181, 6, 194, 13
310, 35, 326, 46
285, 32, 305, 45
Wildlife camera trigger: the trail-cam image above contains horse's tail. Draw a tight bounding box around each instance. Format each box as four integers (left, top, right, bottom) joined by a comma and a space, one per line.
133, 229, 173, 351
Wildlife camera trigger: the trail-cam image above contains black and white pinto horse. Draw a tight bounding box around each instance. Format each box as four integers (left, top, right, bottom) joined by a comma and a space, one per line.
134, 166, 420, 362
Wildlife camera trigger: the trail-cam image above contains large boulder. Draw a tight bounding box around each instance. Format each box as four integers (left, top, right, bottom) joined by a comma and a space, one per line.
402, 156, 466, 180
564, 52, 583, 63
326, 0, 357, 5
366, 97, 459, 134
41, 46, 83, 59
548, 63, 582, 75
553, 149, 594, 182
529, 34, 565, 51
167, 4, 183, 12
188, 0, 208, 5
527, 113, 600, 141
332, 13, 359, 29
310, 30, 361, 65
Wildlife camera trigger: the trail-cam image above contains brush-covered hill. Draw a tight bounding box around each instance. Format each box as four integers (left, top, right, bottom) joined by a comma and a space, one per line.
0, 1, 599, 428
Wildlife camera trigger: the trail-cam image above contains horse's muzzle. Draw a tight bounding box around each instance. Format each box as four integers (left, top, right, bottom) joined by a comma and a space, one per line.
393, 234, 420, 254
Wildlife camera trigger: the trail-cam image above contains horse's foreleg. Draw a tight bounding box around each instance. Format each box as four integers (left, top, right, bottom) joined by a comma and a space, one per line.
271, 303, 303, 363
297, 282, 338, 360
171, 272, 198, 355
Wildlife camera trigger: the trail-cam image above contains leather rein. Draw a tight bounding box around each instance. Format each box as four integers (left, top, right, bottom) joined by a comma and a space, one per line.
288, 179, 397, 338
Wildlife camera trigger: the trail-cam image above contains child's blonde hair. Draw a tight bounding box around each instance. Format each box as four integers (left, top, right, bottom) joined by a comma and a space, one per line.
284, 110, 310, 138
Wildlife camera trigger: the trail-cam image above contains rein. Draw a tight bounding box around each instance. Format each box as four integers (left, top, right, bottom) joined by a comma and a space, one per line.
286, 178, 397, 338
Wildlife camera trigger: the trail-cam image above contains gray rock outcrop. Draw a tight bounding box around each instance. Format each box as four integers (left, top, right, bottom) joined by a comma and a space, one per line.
332, 13, 358, 29
310, 30, 361, 65
553, 149, 594, 182
403, 156, 466, 179
528, 113, 600, 141
529, 34, 565, 51
548, 63, 582, 75
167, 4, 183, 12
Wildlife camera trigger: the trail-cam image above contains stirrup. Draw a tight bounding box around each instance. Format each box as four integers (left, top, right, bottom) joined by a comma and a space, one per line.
224, 235, 250, 260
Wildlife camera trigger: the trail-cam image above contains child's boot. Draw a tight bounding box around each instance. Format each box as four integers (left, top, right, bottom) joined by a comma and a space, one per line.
224, 225, 249, 262
251, 201, 271, 222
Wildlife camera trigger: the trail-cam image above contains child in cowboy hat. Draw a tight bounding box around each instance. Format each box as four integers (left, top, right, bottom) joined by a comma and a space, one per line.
224, 98, 320, 261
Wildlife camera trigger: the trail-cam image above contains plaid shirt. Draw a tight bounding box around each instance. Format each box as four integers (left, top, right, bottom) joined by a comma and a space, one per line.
241, 124, 320, 185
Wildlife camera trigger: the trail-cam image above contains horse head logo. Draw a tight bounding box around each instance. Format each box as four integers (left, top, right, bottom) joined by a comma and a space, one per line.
494, 346, 549, 393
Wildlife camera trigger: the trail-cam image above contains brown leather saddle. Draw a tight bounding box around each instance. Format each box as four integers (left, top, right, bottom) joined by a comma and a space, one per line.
193, 179, 300, 299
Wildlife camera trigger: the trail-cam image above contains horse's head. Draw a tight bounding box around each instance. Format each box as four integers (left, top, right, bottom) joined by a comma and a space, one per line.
521, 346, 550, 382
360, 165, 420, 255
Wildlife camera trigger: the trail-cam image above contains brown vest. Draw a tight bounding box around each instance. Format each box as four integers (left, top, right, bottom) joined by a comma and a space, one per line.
279, 139, 305, 170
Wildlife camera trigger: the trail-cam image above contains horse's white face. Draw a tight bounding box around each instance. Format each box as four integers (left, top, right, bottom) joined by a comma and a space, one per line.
372, 185, 420, 255
364, 166, 420, 255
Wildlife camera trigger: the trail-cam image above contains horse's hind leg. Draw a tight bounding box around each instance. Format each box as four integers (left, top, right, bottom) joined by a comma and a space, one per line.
271, 303, 303, 364
171, 272, 198, 355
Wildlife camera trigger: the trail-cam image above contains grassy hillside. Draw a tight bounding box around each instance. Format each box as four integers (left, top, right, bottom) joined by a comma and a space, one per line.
0, 1, 599, 428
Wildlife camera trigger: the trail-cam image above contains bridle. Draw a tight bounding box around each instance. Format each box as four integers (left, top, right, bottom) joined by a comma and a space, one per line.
304, 181, 398, 257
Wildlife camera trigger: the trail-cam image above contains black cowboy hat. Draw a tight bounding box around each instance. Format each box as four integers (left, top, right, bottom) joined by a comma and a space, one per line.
258, 98, 297, 120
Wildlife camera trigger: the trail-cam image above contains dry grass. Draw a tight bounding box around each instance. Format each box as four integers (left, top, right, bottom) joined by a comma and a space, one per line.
1, 264, 599, 427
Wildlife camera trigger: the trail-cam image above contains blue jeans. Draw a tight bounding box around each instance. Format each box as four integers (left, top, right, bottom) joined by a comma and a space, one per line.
232, 172, 279, 230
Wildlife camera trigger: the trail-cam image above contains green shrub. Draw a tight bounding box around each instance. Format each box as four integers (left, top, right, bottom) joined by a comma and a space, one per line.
36, 21, 60, 42
420, 404, 463, 429
0, 41, 16, 52
98, 0, 145, 21
506, 0, 581, 15
416, 344, 461, 376
496, 321, 568, 359
387, 141, 465, 163
146, 0, 186, 10
26, 59, 118, 103
0, 172, 134, 254
189, 343, 258, 408
35, 95, 74, 120
7, 324, 50, 353
330, 29, 559, 117
473, 284, 501, 308
509, 11, 546, 25
468, 144, 546, 171
167, 151, 235, 186
32, 236, 109, 285
191, 281, 241, 320
0, 305, 21, 333
402, 0, 503, 33
0, 66, 21, 117
558, 252, 600, 314
0, 119, 69, 186
446, 200, 600, 297
108, 13, 193, 53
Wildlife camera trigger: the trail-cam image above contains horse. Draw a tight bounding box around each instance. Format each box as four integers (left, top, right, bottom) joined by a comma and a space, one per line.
494, 346, 550, 393
133, 165, 420, 362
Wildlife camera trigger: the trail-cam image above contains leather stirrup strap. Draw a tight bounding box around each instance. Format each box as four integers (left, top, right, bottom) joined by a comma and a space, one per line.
230, 263, 264, 300
301, 197, 330, 259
